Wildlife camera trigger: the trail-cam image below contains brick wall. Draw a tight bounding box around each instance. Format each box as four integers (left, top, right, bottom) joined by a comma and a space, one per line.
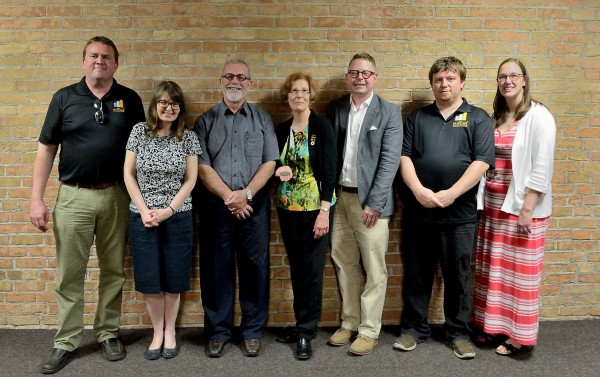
1, 1, 599, 329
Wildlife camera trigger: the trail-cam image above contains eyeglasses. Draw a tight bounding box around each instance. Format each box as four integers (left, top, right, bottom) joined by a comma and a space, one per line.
497, 73, 525, 83
288, 89, 310, 96
347, 70, 376, 79
221, 73, 250, 82
94, 99, 104, 124
157, 100, 181, 110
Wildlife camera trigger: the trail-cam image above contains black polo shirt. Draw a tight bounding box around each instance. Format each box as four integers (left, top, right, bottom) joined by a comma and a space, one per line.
39, 77, 145, 184
401, 98, 494, 224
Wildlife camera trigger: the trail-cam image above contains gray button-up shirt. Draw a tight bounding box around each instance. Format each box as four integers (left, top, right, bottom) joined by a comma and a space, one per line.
195, 101, 279, 190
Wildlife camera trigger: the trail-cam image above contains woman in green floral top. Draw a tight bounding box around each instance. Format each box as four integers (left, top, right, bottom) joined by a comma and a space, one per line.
274, 73, 337, 360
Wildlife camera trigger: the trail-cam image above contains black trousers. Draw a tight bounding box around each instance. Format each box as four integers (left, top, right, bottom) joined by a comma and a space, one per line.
400, 220, 476, 342
277, 207, 334, 339
197, 192, 270, 341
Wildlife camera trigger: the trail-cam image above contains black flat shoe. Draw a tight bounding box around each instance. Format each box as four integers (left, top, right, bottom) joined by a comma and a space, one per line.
41, 348, 76, 374
144, 347, 162, 360
162, 344, 179, 359
296, 338, 312, 361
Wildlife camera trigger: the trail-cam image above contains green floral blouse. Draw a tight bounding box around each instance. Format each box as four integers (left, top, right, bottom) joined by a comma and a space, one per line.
276, 127, 335, 211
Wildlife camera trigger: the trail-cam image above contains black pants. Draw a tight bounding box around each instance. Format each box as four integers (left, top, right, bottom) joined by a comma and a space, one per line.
197, 192, 270, 341
400, 220, 476, 342
277, 207, 334, 339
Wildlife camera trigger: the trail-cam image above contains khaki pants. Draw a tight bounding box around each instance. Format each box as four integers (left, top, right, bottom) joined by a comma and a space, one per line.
331, 191, 389, 339
52, 183, 129, 351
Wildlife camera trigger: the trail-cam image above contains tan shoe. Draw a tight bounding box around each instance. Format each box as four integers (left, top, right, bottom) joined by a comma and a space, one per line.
393, 333, 417, 351
328, 328, 357, 346
452, 339, 476, 359
348, 335, 378, 355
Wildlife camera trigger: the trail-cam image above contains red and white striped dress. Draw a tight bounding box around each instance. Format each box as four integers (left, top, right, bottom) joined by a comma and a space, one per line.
473, 123, 549, 346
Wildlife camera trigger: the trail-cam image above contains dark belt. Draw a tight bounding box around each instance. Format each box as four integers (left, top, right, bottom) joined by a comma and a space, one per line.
338, 185, 359, 193
62, 181, 118, 190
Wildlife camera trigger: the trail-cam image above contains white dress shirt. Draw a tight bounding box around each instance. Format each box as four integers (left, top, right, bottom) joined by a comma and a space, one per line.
339, 93, 374, 187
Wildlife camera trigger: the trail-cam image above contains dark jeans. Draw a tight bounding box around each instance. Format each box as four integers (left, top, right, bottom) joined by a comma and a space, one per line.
197, 192, 270, 341
277, 207, 334, 339
400, 220, 476, 342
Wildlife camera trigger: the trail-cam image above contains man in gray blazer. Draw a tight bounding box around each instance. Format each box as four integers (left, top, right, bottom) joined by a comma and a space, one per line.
326, 53, 403, 356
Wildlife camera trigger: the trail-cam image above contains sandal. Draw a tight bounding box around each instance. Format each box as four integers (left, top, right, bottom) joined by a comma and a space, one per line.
495, 340, 531, 356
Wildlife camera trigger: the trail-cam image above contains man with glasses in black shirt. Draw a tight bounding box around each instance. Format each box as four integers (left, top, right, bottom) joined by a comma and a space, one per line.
30, 36, 145, 374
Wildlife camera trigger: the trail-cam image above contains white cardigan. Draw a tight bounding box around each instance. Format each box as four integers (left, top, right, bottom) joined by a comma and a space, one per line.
477, 102, 556, 218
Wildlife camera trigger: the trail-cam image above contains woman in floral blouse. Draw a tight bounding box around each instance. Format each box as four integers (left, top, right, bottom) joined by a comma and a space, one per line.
274, 73, 337, 360
124, 81, 201, 360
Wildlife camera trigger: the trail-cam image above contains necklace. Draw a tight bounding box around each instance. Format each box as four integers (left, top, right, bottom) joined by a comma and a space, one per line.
497, 113, 516, 133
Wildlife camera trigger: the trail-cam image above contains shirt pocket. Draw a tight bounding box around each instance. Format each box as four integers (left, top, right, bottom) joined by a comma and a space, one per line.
244, 132, 263, 157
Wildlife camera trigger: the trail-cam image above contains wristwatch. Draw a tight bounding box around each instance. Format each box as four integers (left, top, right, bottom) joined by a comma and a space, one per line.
243, 187, 253, 201
321, 206, 330, 212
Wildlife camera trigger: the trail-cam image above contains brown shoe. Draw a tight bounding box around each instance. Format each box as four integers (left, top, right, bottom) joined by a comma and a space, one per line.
207, 339, 226, 358
243, 338, 261, 357
348, 335, 378, 356
328, 328, 357, 346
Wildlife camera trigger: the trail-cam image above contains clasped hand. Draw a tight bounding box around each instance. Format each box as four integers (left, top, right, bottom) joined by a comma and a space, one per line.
142, 208, 172, 227
225, 190, 253, 220
415, 187, 456, 209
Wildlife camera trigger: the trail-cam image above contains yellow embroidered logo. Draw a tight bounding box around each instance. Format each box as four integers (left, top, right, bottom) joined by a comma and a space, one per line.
453, 112, 468, 127
112, 100, 125, 113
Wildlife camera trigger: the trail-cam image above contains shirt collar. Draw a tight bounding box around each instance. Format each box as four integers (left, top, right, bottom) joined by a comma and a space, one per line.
221, 99, 249, 116
349, 92, 374, 111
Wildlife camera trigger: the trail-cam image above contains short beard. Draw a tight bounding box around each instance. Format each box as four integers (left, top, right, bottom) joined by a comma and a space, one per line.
223, 87, 246, 103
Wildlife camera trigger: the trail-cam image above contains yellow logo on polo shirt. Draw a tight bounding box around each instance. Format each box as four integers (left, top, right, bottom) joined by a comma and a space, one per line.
453, 112, 468, 127
112, 100, 125, 112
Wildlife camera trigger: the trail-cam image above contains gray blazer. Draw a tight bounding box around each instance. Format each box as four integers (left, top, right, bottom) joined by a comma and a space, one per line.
327, 94, 403, 217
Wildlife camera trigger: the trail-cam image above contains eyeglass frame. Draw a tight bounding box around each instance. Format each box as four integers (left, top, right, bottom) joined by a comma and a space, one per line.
288, 89, 310, 96
157, 100, 181, 110
497, 73, 525, 83
221, 73, 250, 82
346, 70, 376, 79
94, 99, 104, 124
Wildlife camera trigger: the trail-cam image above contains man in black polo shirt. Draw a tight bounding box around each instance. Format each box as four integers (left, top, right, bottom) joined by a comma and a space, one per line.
30, 36, 145, 374
395, 57, 494, 359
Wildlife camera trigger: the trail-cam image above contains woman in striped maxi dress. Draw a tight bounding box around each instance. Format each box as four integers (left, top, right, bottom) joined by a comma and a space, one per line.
473, 58, 556, 356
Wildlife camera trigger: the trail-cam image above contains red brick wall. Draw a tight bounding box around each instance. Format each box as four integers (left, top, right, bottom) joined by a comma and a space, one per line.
1, 1, 599, 328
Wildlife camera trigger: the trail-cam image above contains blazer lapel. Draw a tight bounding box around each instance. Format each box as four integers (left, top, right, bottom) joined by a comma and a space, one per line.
358, 95, 380, 150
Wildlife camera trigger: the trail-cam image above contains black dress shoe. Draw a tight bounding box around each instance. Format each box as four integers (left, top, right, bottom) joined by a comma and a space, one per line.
276, 329, 299, 344
207, 339, 226, 358
144, 347, 162, 360
100, 338, 126, 361
296, 338, 312, 361
41, 348, 75, 374
243, 338, 261, 357
162, 344, 179, 359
